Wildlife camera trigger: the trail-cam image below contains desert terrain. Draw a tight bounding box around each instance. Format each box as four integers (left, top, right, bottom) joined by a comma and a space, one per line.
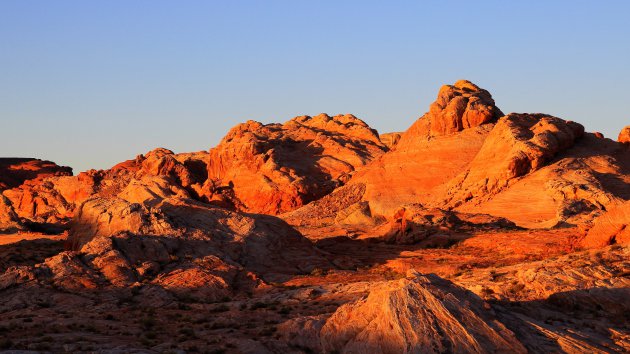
1, 80, 629, 353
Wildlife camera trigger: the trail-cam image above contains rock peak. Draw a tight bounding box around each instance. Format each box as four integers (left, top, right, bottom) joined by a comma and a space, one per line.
428, 80, 503, 136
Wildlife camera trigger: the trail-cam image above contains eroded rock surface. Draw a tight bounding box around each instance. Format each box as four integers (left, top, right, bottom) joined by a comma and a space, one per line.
0, 158, 72, 191
404, 80, 503, 138
1, 148, 209, 228
320, 270, 526, 354
205, 114, 387, 214
581, 200, 630, 248
444, 113, 585, 207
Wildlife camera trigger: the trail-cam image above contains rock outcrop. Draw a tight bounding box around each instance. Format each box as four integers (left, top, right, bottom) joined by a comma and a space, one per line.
379, 132, 402, 149
403, 80, 503, 138
384, 204, 517, 244
345, 81, 629, 229
205, 114, 387, 215
0, 149, 210, 228
320, 270, 526, 354
444, 113, 585, 206
348, 81, 503, 217
0, 195, 23, 232
64, 196, 331, 284
0, 158, 72, 191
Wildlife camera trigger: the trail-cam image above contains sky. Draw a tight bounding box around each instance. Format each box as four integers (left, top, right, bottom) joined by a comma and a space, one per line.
1, 1, 629, 173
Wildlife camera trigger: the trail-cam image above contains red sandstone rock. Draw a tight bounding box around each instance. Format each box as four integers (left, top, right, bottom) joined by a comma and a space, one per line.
205, 113, 387, 214
404, 80, 503, 139
0, 158, 72, 191
379, 132, 402, 149
66, 195, 331, 283
349, 81, 503, 217
619, 125, 630, 144
0, 195, 23, 232
383, 204, 517, 244
444, 113, 585, 206
345, 82, 629, 229
1, 148, 210, 227
581, 200, 630, 248
1, 80, 630, 353
320, 270, 526, 354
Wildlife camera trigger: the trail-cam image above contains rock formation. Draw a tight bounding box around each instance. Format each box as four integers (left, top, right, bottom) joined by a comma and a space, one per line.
0, 194, 22, 232
379, 132, 402, 149
205, 114, 387, 215
384, 204, 517, 244
347, 81, 503, 217
342, 81, 629, 229
444, 113, 585, 207
0, 158, 72, 191
0, 148, 210, 228
403, 80, 504, 138
320, 270, 526, 354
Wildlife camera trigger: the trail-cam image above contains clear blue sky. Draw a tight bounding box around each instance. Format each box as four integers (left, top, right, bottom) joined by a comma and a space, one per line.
1, 1, 629, 173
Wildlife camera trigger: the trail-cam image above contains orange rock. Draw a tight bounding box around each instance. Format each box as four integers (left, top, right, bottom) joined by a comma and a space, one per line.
0, 158, 72, 191
0, 194, 23, 232
404, 80, 503, 138
593, 131, 605, 138
619, 125, 630, 144
205, 113, 387, 214
581, 200, 630, 248
1, 148, 210, 227
66, 195, 331, 282
444, 113, 584, 207
379, 132, 402, 149
345, 82, 628, 229
320, 270, 526, 353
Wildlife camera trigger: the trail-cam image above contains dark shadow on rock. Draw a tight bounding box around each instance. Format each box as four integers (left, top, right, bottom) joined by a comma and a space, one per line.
491, 287, 630, 353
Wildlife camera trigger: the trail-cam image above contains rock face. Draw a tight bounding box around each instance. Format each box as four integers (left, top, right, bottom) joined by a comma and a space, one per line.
205, 114, 387, 215
581, 200, 630, 248
0, 158, 72, 191
320, 270, 526, 354
619, 125, 630, 144
1, 79, 630, 353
